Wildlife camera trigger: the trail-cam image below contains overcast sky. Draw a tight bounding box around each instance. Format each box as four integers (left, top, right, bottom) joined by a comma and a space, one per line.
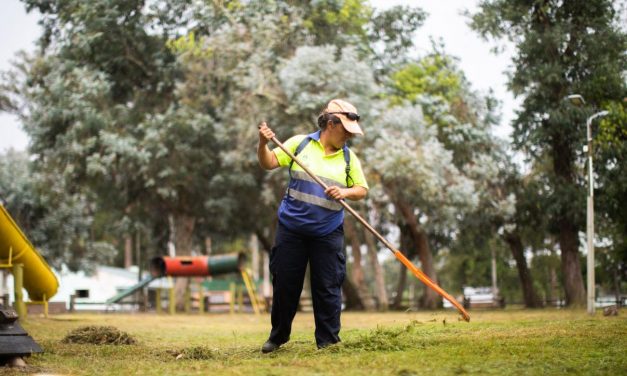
0, 0, 518, 152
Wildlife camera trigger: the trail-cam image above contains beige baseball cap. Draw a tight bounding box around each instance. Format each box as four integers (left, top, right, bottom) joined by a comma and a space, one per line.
322, 99, 364, 135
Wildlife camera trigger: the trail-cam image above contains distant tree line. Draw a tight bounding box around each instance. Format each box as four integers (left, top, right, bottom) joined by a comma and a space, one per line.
0, 0, 624, 309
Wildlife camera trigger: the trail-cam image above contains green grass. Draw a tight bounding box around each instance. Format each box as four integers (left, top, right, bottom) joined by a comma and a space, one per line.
6, 309, 626, 375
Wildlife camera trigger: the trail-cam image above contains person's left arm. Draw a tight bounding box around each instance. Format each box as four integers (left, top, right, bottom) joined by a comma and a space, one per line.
325, 185, 367, 201
325, 150, 369, 201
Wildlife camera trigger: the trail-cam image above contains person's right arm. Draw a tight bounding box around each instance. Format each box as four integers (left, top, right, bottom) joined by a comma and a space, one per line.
257, 122, 280, 170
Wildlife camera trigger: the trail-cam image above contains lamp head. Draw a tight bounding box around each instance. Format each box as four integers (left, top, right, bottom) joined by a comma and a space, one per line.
566, 94, 586, 107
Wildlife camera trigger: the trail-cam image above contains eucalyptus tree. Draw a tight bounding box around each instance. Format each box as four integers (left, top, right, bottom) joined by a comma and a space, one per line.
379, 50, 516, 308
593, 103, 627, 302
7, 1, 445, 312
390, 51, 546, 308
470, 0, 627, 306
0, 151, 36, 228
0, 86, 14, 112
292, 0, 426, 75
12, 0, 179, 260
0, 150, 115, 272
173, 1, 427, 306
365, 104, 480, 308
161, 1, 310, 250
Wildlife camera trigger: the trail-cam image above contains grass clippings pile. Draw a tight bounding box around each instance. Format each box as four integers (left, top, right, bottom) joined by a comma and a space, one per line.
165, 346, 218, 360
331, 320, 423, 353
62, 325, 137, 345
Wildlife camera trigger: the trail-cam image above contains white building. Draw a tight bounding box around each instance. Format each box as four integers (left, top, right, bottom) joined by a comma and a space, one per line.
1, 265, 171, 311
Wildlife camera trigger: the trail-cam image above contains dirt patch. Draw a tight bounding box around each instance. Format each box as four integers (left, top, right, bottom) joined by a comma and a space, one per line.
62, 325, 137, 345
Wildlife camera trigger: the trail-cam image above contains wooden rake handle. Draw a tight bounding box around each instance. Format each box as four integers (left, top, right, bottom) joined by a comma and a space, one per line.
261, 125, 470, 322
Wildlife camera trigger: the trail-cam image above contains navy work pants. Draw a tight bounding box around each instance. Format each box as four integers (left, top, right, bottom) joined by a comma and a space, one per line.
268, 222, 346, 348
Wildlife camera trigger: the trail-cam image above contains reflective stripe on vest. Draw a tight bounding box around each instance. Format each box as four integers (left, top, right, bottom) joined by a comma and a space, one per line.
286, 170, 344, 212
287, 188, 343, 211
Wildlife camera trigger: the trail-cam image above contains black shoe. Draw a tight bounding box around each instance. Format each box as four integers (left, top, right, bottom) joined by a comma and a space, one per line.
261, 340, 280, 353
317, 341, 339, 350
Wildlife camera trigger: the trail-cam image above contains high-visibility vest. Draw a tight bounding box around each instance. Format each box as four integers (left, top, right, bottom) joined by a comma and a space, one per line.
278, 131, 352, 236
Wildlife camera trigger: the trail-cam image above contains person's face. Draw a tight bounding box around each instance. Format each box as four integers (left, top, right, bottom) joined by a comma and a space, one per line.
329, 120, 354, 149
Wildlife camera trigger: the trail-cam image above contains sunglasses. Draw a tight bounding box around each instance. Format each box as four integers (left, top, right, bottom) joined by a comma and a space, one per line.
328, 111, 360, 121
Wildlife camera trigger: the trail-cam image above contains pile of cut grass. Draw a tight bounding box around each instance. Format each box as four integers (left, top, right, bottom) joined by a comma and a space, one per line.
61, 325, 137, 345
163, 345, 218, 360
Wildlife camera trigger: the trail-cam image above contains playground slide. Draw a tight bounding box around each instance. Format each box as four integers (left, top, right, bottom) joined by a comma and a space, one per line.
106, 275, 156, 304
0, 204, 59, 302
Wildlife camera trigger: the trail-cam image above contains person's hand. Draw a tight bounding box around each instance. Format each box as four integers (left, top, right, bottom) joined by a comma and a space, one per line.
258, 121, 275, 146
325, 186, 346, 201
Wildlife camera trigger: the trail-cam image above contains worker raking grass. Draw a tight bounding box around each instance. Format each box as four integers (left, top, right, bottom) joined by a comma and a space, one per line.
257, 99, 369, 352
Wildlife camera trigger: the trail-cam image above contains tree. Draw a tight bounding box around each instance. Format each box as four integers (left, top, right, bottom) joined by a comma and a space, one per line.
378, 48, 515, 309
14, 0, 180, 260
0, 82, 15, 111
365, 103, 480, 308
367, 5, 427, 75
7, 0, 557, 314
0, 150, 115, 271
470, 0, 627, 306
502, 178, 546, 308
594, 101, 627, 303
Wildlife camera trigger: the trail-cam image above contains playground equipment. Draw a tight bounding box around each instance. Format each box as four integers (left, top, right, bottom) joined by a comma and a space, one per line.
0, 306, 42, 365
0, 204, 59, 317
0, 204, 54, 366
105, 274, 157, 306
107, 253, 263, 314
149, 253, 246, 277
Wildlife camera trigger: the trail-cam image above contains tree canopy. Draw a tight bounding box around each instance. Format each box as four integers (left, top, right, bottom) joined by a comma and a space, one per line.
0, 0, 624, 309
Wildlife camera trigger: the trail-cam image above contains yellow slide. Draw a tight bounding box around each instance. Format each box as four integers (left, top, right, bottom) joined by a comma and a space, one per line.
0, 204, 58, 301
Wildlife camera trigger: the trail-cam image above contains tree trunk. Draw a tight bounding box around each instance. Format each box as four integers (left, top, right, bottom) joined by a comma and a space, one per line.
415, 230, 439, 309
558, 218, 586, 306
364, 229, 389, 311
503, 232, 542, 308
250, 234, 259, 280
393, 195, 439, 309
552, 132, 586, 307
124, 235, 132, 269
135, 230, 145, 311
613, 265, 620, 306
255, 229, 273, 253
342, 277, 364, 310
392, 262, 407, 310
549, 265, 559, 306
344, 217, 374, 310
172, 213, 196, 310
173, 213, 195, 256
204, 236, 212, 255
392, 224, 412, 309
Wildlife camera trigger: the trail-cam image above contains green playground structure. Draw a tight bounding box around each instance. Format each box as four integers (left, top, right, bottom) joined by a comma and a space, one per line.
106, 253, 263, 314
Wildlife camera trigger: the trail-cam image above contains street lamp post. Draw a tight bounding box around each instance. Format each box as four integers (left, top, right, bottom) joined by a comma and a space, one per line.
565, 94, 609, 314
584, 110, 609, 315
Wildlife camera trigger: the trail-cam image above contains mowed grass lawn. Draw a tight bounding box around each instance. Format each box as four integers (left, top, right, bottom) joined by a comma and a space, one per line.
8, 308, 627, 375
